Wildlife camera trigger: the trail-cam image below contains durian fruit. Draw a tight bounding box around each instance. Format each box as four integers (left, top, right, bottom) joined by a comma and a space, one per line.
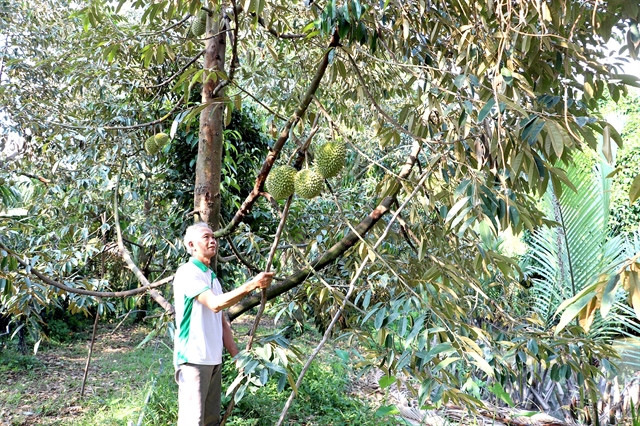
314, 138, 346, 179
190, 10, 207, 37
144, 136, 160, 155
265, 165, 297, 200
294, 168, 324, 199
154, 132, 169, 148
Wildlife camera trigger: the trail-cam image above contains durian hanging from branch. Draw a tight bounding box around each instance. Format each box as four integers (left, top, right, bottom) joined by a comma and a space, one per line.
264, 136, 348, 201
144, 132, 171, 155
265, 165, 297, 200
190, 10, 207, 37
314, 137, 346, 179
294, 168, 324, 199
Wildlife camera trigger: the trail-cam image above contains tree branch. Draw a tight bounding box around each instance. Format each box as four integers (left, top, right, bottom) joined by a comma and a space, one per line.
343, 48, 442, 148
113, 163, 174, 314
146, 49, 205, 89
223, 235, 262, 274
230, 81, 287, 121
18, 172, 51, 185
103, 98, 184, 131
215, 30, 341, 239
0, 240, 173, 298
255, 14, 306, 39
228, 138, 422, 320
49, 98, 185, 132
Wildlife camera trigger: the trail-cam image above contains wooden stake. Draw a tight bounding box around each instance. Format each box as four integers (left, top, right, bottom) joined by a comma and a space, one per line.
80, 309, 100, 397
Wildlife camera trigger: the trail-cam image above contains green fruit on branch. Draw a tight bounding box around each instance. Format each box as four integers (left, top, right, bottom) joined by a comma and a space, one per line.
294, 168, 324, 199
190, 10, 207, 37
144, 136, 159, 155
265, 165, 297, 200
314, 139, 346, 179
154, 132, 169, 147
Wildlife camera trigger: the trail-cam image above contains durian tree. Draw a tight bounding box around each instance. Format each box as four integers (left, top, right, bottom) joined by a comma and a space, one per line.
2, 0, 640, 419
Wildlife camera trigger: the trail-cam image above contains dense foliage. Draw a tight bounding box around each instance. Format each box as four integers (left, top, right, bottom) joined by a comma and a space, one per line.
2, 0, 640, 422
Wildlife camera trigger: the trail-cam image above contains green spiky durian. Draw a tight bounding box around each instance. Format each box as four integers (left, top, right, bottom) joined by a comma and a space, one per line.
154, 132, 169, 148
190, 10, 207, 37
144, 136, 160, 155
314, 139, 346, 179
265, 165, 297, 200
294, 169, 324, 199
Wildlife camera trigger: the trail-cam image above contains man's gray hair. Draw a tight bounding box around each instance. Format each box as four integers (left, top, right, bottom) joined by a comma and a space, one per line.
183, 222, 213, 255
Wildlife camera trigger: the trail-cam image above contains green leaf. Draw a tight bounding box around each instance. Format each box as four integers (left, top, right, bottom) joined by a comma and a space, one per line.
352, 0, 362, 20
629, 173, 640, 205
135, 329, 158, 348
445, 196, 471, 223
375, 405, 400, 417
600, 275, 619, 319
469, 352, 494, 377
555, 290, 597, 334
335, 349, 349, 362
549, 167, 577, 193
522, 117, 545, 145
606, 167, 622, 178
501, 67, 513, 85
546, 121, 565, 158
611, 73, 640, 88
434, 356, 460, 371
478, 98, 496, 122
454, 74, 466, 89
488, 382, 514, 407
378, 375, 396, 389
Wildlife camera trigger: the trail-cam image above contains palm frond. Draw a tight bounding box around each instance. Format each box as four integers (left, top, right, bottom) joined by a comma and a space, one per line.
521, 151, 632, 334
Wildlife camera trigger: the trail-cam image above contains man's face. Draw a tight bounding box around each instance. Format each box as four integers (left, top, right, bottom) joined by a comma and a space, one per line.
190, 227, 218, 259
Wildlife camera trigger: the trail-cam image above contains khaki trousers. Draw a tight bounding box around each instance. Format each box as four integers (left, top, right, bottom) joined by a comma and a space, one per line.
175, 363, 222, 426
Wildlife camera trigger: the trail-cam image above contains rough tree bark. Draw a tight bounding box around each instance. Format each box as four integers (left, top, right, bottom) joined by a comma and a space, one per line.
194, 12, 226, 231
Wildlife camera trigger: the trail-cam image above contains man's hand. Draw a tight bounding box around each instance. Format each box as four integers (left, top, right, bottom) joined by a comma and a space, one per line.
251, 271, 274, 291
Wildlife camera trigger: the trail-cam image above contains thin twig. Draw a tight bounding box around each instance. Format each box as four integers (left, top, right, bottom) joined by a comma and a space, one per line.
274, 178, 418, 424
80, 310, 100, 397
287, 116, 320, 166
49, 98, 184, 132
343, 49, 447, 149
224, 235, 262, 275
230, 81, 287, 121
110, 296, 145, 335
254, 14, 305, 39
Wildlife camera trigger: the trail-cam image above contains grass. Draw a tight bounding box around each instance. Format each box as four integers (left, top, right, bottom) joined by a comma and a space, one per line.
223, 357, 393, 426
0, 317, 398, 425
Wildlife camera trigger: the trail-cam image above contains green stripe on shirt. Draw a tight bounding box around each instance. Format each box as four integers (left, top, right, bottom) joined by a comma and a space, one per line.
176, 295, 194, 365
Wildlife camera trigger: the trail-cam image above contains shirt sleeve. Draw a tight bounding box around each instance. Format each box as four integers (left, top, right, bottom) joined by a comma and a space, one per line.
175, 266, 210, 298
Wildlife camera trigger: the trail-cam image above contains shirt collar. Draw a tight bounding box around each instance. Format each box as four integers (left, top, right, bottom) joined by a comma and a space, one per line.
190, 257, 210, 272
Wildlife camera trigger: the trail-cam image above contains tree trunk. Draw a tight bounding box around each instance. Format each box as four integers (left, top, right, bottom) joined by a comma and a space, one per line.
194, 13, 226, 231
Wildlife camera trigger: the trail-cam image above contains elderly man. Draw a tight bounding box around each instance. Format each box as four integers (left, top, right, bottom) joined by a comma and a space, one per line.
173, 222, 273, 426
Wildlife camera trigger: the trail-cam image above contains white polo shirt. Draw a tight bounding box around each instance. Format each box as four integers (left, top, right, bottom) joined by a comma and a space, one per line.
173, 257, 224, 368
